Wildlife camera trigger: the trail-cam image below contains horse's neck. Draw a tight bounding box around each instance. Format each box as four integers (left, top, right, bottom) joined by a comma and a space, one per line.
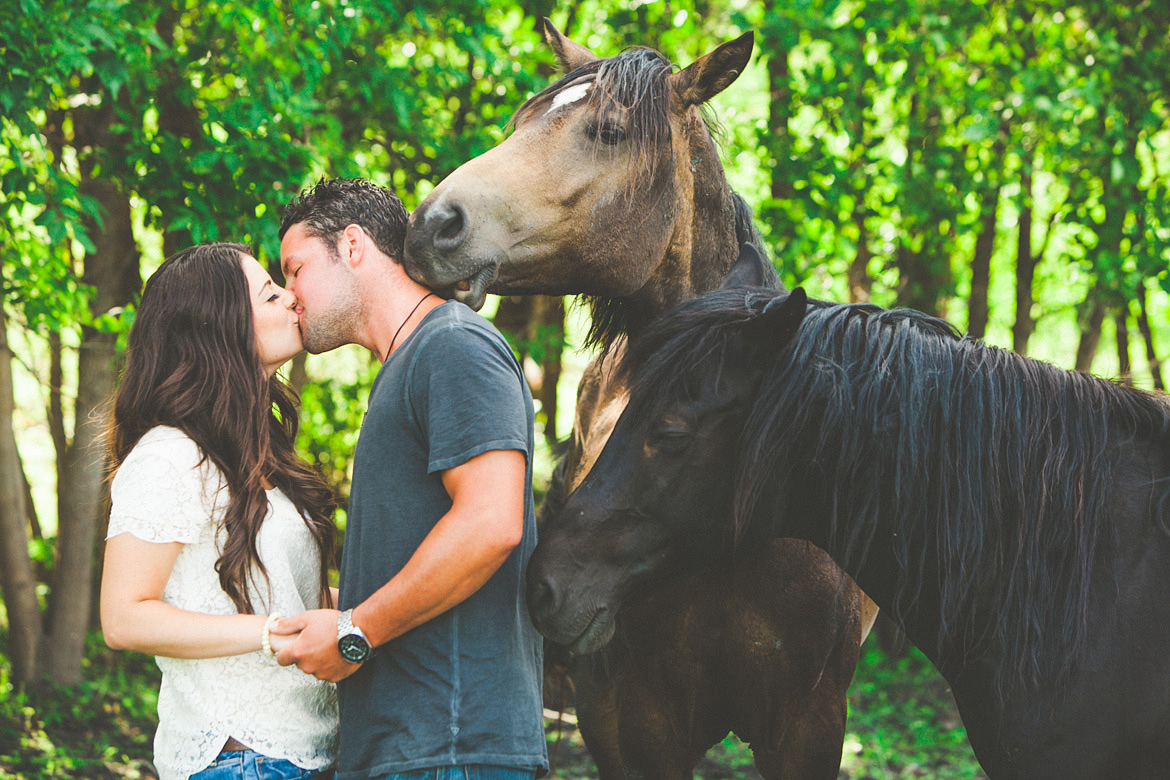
585, 235, 736, 353
781, 487, 978, 677
566, 339, 629, 493
571, 228, 736, 490
569, 143, 736, 487
615, 236, 738, 341
674, 125, 740, 296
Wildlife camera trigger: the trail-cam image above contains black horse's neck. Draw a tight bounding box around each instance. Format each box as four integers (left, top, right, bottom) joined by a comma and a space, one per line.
773, 476, 974, 679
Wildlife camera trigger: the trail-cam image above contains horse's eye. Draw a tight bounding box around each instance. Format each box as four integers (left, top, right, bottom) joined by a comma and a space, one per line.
648, 427, 692, 453
588, 120, 626, 146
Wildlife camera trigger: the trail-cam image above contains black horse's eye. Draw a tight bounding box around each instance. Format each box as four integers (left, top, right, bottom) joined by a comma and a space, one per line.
587, 120, 627, 146
647, 419, 693, 453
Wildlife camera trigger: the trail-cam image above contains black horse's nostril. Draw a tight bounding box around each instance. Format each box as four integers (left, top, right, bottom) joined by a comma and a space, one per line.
525, 572, 559, 622
425, 200, 468, 252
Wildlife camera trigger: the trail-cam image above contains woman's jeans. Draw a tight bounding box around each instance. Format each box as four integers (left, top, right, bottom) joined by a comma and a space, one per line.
189, 749, 334, 780
376, 767, 535, 780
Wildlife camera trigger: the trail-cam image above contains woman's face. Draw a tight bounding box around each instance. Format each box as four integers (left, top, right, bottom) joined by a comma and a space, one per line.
241, 253, 303, 377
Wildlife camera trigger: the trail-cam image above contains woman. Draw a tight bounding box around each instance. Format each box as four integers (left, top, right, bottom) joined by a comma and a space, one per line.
100, 242, 338, 780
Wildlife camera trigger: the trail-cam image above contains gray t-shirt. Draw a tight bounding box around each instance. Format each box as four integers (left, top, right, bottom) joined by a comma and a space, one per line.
337, 301, 547, 779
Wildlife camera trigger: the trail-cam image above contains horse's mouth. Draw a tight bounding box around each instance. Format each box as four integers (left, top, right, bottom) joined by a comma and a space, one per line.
565, 606, 616, 655
447, 263, 499, 311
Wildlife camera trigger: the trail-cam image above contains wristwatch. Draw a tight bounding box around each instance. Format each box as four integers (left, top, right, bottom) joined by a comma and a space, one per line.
337, 608, 372, 664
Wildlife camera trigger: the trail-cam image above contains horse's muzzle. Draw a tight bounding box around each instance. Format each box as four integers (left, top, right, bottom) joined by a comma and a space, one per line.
404, 196, 500, 310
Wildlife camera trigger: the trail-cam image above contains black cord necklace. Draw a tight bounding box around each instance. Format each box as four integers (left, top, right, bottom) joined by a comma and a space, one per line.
383, 292, 436, 362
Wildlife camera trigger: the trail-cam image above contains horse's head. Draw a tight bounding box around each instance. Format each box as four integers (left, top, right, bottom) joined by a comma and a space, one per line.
404, 20, 753, 312
525, 288, 809, 652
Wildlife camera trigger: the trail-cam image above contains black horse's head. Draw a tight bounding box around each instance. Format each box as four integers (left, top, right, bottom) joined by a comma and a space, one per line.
525, 288, 809, 652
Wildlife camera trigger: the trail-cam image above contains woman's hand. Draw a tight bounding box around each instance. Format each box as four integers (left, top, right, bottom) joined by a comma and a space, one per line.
273, 610, 362, 683
268, 629, 301, 655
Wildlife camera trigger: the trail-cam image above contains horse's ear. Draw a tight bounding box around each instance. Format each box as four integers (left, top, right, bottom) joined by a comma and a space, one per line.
670, 31, 754, 108
721, 243, 772, 289
543, 18, 597, 73
744, 287, 807, 353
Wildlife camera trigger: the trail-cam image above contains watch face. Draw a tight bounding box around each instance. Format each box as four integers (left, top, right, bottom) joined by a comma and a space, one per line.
339, 633, 370, 663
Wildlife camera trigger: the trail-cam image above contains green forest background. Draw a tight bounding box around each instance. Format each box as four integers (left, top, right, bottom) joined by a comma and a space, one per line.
2, 0, 1168, 777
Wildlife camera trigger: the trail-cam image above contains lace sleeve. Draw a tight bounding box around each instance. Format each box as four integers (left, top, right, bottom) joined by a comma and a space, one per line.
107, 428, 226, 545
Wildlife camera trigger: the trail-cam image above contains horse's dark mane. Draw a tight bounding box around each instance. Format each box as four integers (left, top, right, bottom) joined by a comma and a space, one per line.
621, 288, 1170, 694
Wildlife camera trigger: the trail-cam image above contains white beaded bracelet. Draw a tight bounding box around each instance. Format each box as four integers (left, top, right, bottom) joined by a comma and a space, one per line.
261, 612, 282, 657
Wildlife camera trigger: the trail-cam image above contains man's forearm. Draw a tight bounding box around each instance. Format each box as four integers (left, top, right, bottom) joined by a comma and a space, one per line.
353, 500, 520, 646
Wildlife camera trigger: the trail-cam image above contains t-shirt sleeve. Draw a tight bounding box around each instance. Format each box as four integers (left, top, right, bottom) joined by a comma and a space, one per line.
106, 431, 223, 544
410, 322, 531, 474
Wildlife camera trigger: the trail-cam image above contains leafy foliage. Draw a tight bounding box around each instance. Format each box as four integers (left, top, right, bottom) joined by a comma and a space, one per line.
841, 643, 985, 779
1, 1, 1169, 774
0, 634, 159, 779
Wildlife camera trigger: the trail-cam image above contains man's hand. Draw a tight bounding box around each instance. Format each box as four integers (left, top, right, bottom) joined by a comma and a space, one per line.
272, 609, 362, 683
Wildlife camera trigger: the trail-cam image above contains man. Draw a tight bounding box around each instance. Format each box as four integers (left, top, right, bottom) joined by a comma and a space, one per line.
272, 178, 548, 780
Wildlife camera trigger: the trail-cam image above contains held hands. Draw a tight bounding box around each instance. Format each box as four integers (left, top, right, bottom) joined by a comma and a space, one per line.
271, 609, 363, 683
267, 629, 300, 655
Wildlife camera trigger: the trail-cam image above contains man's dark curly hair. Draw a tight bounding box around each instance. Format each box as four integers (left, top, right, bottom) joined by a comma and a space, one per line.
279, 177, 409, 264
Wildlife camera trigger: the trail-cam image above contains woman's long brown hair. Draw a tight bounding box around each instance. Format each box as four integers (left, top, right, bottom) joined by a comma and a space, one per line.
107, 243, 335, 613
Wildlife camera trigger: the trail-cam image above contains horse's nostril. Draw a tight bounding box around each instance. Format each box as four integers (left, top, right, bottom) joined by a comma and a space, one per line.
427, 201, 468, 252
526, 575, 558, 618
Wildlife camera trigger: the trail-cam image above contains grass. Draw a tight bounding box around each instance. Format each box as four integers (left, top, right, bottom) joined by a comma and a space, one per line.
840, 642, 987, 780
1, 631, 985, 779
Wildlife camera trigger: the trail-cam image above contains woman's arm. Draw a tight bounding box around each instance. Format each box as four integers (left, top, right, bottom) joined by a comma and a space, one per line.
100, 533, 293, 659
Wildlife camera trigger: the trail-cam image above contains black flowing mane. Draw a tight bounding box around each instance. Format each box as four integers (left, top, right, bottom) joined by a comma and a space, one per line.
621, 288, 1170, 693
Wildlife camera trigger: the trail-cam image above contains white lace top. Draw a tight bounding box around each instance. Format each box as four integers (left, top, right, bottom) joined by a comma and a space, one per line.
107, 426, 338, 780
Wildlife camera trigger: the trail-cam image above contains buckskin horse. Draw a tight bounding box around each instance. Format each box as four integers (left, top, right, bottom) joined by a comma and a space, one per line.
404, 21, 872, 780
527, 286, 1170, 779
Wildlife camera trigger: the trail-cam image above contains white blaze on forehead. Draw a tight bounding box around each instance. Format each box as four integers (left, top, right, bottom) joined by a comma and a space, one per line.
548, 82, 592, 114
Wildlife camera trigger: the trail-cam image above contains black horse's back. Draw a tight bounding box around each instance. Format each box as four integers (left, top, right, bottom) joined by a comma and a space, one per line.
546, 286, 1170, 778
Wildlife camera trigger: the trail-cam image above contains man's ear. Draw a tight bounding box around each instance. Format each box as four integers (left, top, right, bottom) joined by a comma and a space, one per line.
341, 224, 366, 268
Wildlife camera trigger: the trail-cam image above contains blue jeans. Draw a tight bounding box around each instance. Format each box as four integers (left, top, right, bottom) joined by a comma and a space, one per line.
189, 749, 334, 780
376, 767, 535, 780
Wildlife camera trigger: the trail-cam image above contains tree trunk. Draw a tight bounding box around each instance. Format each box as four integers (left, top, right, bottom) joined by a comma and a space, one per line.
1074, 298, 1106, 373
894, 88, 951, 318
1137, 288, 1165, 390
49, 328, 67, 531
968, 188, 998, 339
967, 120, 1007, 340
493, 295, 565, 446
764, 0, 792, 203
848, 208, 872, 304
46, 174, 140, 685
534, 295, 565, 446
288, 352, 308, 396
0, 304, 44, 687
1012, 159, 1037, 355
1115, 311, 1132, 385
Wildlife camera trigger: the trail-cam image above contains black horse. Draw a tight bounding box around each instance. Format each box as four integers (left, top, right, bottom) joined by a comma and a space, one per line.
527, 287, 1170, 779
